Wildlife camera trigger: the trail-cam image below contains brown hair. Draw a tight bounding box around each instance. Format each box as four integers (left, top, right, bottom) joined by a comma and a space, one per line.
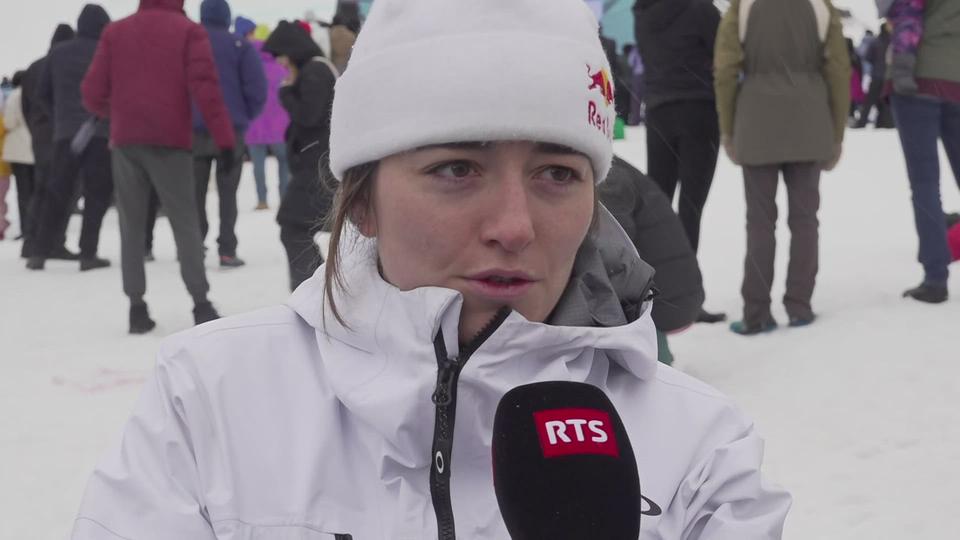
323, 162, 380, 326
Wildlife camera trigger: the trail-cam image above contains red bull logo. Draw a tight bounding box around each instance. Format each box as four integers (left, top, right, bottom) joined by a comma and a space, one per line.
587, 66, 615, 106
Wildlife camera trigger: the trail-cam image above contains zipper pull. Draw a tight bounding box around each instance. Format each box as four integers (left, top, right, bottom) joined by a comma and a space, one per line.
431, 355, 460, 406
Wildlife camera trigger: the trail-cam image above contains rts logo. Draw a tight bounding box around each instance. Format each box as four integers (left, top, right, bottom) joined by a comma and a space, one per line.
533, 408, 620, 458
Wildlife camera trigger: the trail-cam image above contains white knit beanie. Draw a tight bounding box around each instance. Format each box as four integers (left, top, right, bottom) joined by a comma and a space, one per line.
329, 0, 617, 183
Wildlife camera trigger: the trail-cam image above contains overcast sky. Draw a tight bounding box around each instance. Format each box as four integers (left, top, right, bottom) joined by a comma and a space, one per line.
3, 0, 338, 76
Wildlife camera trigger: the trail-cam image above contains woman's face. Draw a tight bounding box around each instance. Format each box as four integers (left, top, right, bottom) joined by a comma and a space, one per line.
276, 55, 292, 69
360, 141, 595, 342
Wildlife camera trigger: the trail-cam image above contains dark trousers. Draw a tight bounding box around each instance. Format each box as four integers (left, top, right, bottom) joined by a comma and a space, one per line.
193, 131, 245, 257
145, 187, 160, 252
741, 162, 821, 325
112, 145, 209, 304
645, 100, 720, 252
34, 138, 113, 258
10, 163, 35, 238
857, 78, 894, 128
891, 94, 960, 286
281, 224, 323, 292
22, 148, 69, 257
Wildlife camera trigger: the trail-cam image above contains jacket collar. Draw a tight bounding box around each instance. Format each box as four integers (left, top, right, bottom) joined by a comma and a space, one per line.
139, 0, 184, 12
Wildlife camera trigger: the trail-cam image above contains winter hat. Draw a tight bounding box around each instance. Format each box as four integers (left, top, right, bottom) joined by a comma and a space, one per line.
254, 24, 271, 41
77, 4, 111, 40
264, 20, 323, 66
200, 0, 231, 29
329, 0, 617, 183
50, 23, 75, 50
234, 16, 256, 38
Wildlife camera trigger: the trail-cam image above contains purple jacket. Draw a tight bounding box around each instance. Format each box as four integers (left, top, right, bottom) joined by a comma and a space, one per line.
245, 40, 289, 145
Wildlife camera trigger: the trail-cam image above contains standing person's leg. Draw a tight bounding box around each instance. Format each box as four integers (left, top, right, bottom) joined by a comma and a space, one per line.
248, 144, 268, 208
111, 146, 152, 319
192, 133, 216, 246
856, 78, 883, 127
782, 162, 822, 324
76, 137, 114, 267
891, 94, 950, 299
737, 164, 781, 332
940, 100, 960, 193
144, 187, 159, 259
272, 142, 290, 199
645, 104, 680, 203
214, 134, 244, 261
28, 141, 79, 266
11, 163, 35, 239
280, 223, 321, 292
145, 147, 216, 322
0, 173, 9, 239
675, 101, 720, 253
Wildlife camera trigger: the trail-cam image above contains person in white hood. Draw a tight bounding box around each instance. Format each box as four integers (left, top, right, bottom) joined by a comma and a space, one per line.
71, 0, 792, 538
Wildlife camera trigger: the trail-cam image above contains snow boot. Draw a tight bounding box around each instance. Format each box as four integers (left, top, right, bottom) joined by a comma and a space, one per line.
80, 257, 111, 271
730, 319, 778, 336
219, 255, 246, 268
903, 283, 948, 304
193, 301, 221, 325
129, 303, 156, 334
696, 308, 727, 324
49, 245, 80, 260
26, 256, 45, 270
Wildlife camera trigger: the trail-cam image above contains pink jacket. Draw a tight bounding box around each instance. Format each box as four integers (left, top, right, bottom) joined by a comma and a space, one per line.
245, 40, 289, 146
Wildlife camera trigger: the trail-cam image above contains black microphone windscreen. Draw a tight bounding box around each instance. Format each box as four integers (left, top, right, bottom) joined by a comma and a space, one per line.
492, 381, 641, 540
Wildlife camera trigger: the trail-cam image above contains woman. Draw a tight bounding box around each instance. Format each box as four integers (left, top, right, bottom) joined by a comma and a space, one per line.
2, 71, 36, 243
70, 1, 790, 538
263, 20, 338, 291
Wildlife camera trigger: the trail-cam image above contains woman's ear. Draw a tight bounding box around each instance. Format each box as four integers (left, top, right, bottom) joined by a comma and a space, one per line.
352, 203, 378, 238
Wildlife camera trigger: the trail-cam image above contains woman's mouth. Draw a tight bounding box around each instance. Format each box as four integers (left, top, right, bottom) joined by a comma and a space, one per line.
465, 272, 536, 299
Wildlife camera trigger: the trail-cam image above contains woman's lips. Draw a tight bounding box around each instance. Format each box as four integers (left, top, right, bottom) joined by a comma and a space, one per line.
464, 272, 536, 300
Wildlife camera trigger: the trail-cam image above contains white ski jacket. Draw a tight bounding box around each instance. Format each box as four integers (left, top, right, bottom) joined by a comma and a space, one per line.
71, 213, 791, 540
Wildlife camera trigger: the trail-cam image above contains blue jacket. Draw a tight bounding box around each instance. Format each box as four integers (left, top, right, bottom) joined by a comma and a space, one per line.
192, 0, 266, 134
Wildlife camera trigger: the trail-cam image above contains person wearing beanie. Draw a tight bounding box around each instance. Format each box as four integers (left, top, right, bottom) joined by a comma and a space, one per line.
263, 20, 338, 291
70, 2, 791, 538
28, 4, 114, 272
81, 0, 236, 333
192, 0, 267, 269
20, 23, 78, 261
239, 16, 291, 212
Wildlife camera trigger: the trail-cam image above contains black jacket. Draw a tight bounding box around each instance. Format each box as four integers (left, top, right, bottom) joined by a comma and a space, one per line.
633, 0, 720, 110
599, 156, 704, 332
21, 24, 75, 158
265, 21, 337, 228
39, 5, 111, 142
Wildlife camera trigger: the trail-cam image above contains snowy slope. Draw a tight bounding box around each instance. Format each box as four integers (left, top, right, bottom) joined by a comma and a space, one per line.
2, 127, 958, 539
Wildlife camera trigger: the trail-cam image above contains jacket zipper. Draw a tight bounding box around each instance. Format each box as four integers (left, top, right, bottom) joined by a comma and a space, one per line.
429, 307, 511, 540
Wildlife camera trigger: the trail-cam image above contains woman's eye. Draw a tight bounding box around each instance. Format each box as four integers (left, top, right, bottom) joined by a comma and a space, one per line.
539, 166, 580, 184
431, 161, 477, 179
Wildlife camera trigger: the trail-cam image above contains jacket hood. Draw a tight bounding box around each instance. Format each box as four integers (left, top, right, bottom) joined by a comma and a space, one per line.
77, 4, 111, 40
139, 0, 184, 12
234, 15, 256, 37
634, 0, 692, 32
50, 23, 75, 50
264, 20, 323, 66
200, 0, 231, 29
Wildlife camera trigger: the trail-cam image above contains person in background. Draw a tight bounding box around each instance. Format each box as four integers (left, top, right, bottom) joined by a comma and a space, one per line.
3, 72, 35, 241
633, 0, 726, 324
20, 24, 77, 261
846, 38, 866, 119
854, 23, 894, 128
192, 0, 267, 269
948, 212, 960, 263
599, 156, 705, 365
0, 81, 10, 240
82, 0, 236, 333
264, 21, 338, 291
330, 1, 361, 73
28, 4, 113, 272
857, 29, 876, 77
236, 15, 290, 211
624, 43, 646, 125
889, 0, 960, 304
715, 0, 850, 334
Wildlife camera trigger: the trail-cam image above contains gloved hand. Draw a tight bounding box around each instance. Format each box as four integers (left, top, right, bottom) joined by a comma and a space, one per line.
823, 143, 842, 172
219, 146, 236, 166
721, 135, 739, 165
890, 54, 919, 95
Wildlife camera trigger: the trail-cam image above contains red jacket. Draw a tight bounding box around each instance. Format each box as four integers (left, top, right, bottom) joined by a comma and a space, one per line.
949, 222, 960, 262
81, 0, 235, 150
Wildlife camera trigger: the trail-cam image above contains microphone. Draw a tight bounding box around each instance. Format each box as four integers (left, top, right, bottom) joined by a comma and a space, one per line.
492, 381, 641, 539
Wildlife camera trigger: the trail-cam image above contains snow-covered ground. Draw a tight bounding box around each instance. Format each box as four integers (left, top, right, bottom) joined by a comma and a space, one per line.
1, 126, 958, 539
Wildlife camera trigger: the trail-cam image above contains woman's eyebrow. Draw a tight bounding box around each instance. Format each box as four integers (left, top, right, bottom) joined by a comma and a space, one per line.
414, 141, 491, 152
